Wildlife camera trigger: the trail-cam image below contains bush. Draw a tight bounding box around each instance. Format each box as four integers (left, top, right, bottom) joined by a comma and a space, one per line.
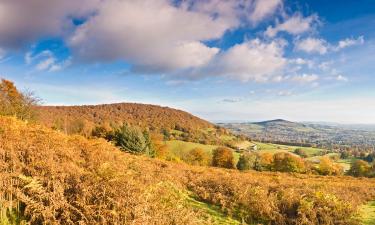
113, 124, 150, 154
184, 148, 210, 166
212, 147, 235, 169
237, 152, 257, 171
272, 152, 306, 173
254, 153, 273, 171
294, 148, 308, 158
317, 157, 343, 176
348, 160, 371, 177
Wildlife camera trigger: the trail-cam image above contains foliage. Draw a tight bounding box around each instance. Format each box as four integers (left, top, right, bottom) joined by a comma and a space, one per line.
317, 157, 344, 176
184, 148, 211, 166
236, 152, 257, 171
348, 160, 372, 177
272, 152, 306, 173
294, 148, 308, 158
2, 116, 375, 224
211, 147, 235, 169
0, 79, 38, 121
113, 123, 151, 155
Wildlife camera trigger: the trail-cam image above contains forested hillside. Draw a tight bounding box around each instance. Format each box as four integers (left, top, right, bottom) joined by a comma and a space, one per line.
36, 103, 232, 144
37, 103, 213, 131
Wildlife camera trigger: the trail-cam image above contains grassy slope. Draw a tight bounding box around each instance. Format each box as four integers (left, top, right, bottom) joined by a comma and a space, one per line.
2, 116, 375, 224
358, 201, 375, 225
254, 141, 324, 157
165, 140, 240, 162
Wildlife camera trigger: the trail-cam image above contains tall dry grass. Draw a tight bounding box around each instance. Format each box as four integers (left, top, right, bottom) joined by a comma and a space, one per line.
1, 116, 375, 224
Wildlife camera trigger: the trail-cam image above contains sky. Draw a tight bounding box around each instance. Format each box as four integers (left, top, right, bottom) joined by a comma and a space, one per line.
0, 0, 375, 124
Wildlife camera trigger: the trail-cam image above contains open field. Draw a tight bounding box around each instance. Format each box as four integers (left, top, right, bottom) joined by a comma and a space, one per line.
166, 140, 240, 162
253, 141, 325, 157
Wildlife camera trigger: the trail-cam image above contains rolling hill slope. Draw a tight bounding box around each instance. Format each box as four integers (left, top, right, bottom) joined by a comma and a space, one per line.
1, 115, 375, 224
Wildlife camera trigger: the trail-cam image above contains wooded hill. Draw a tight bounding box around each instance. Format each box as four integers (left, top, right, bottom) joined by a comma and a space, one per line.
36, 103, 231, 144
37, 103, 213, 131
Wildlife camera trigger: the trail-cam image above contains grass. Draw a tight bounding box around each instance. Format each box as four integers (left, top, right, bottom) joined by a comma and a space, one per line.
254, 141, 324, 157
337, 157, 355, 171
165, 140, 240, 163
187, 196, 241, 225
358, 201, 375, 225
166, 140, 219, 155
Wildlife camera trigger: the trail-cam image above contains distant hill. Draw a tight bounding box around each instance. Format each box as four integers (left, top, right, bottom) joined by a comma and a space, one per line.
219, 119, 375, 149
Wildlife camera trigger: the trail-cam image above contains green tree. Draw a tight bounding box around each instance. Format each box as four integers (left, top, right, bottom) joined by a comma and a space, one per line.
114, 124, 148, 154
348, 160, 371, 177
212, 147, 235, 169
237, 152, 257, 171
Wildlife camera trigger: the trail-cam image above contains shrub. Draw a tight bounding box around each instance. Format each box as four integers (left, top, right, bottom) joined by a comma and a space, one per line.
254, 153, 273, 171
184, 148, 210, 166
317, 157, 343, 176
272, 152, 306, 173
212, 147, 235, 169
151, 133, 169, 159
237, 152, 257, 171
113, 124, 150, 154
348, 160, 371, 177
294, 148, 308, 158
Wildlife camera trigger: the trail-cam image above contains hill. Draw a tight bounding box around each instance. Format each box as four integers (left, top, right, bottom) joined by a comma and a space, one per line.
36, 103, 232, 144
1, 115, 375, 224
37, 103, 213, 131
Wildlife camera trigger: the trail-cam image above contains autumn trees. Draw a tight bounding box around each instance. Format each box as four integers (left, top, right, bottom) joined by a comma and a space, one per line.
212, 147, 235, 169
0, 79, 38, 120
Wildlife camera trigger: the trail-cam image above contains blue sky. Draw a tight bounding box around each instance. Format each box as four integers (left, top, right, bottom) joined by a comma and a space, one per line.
0, 0, 374, 123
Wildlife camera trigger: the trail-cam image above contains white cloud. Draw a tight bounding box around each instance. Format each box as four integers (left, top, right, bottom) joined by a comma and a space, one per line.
249, 0, 282, 23
0, 0, 100, 49
36, 57, 56, 71
334, 36, 364, 51
265, 14, 317, 37
295, 37, 328, 54
0, 48, 5, 60
69, 0, 236, 72
25, 50, 70, 72
277, 90, 293, 96
291, 74, 319, 84
202, 39, 287, 82
289, 58, 314, 68
335, 75, 348, 82
221, 98, 242, 103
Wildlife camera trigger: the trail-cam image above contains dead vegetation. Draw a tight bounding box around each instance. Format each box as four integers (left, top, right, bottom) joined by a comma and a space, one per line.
1, 116, 375, 224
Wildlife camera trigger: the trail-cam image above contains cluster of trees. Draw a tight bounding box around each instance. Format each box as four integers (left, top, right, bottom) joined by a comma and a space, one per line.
0, 79, 38, 121
237, 152, 343, 175
348, 159, 375, 177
